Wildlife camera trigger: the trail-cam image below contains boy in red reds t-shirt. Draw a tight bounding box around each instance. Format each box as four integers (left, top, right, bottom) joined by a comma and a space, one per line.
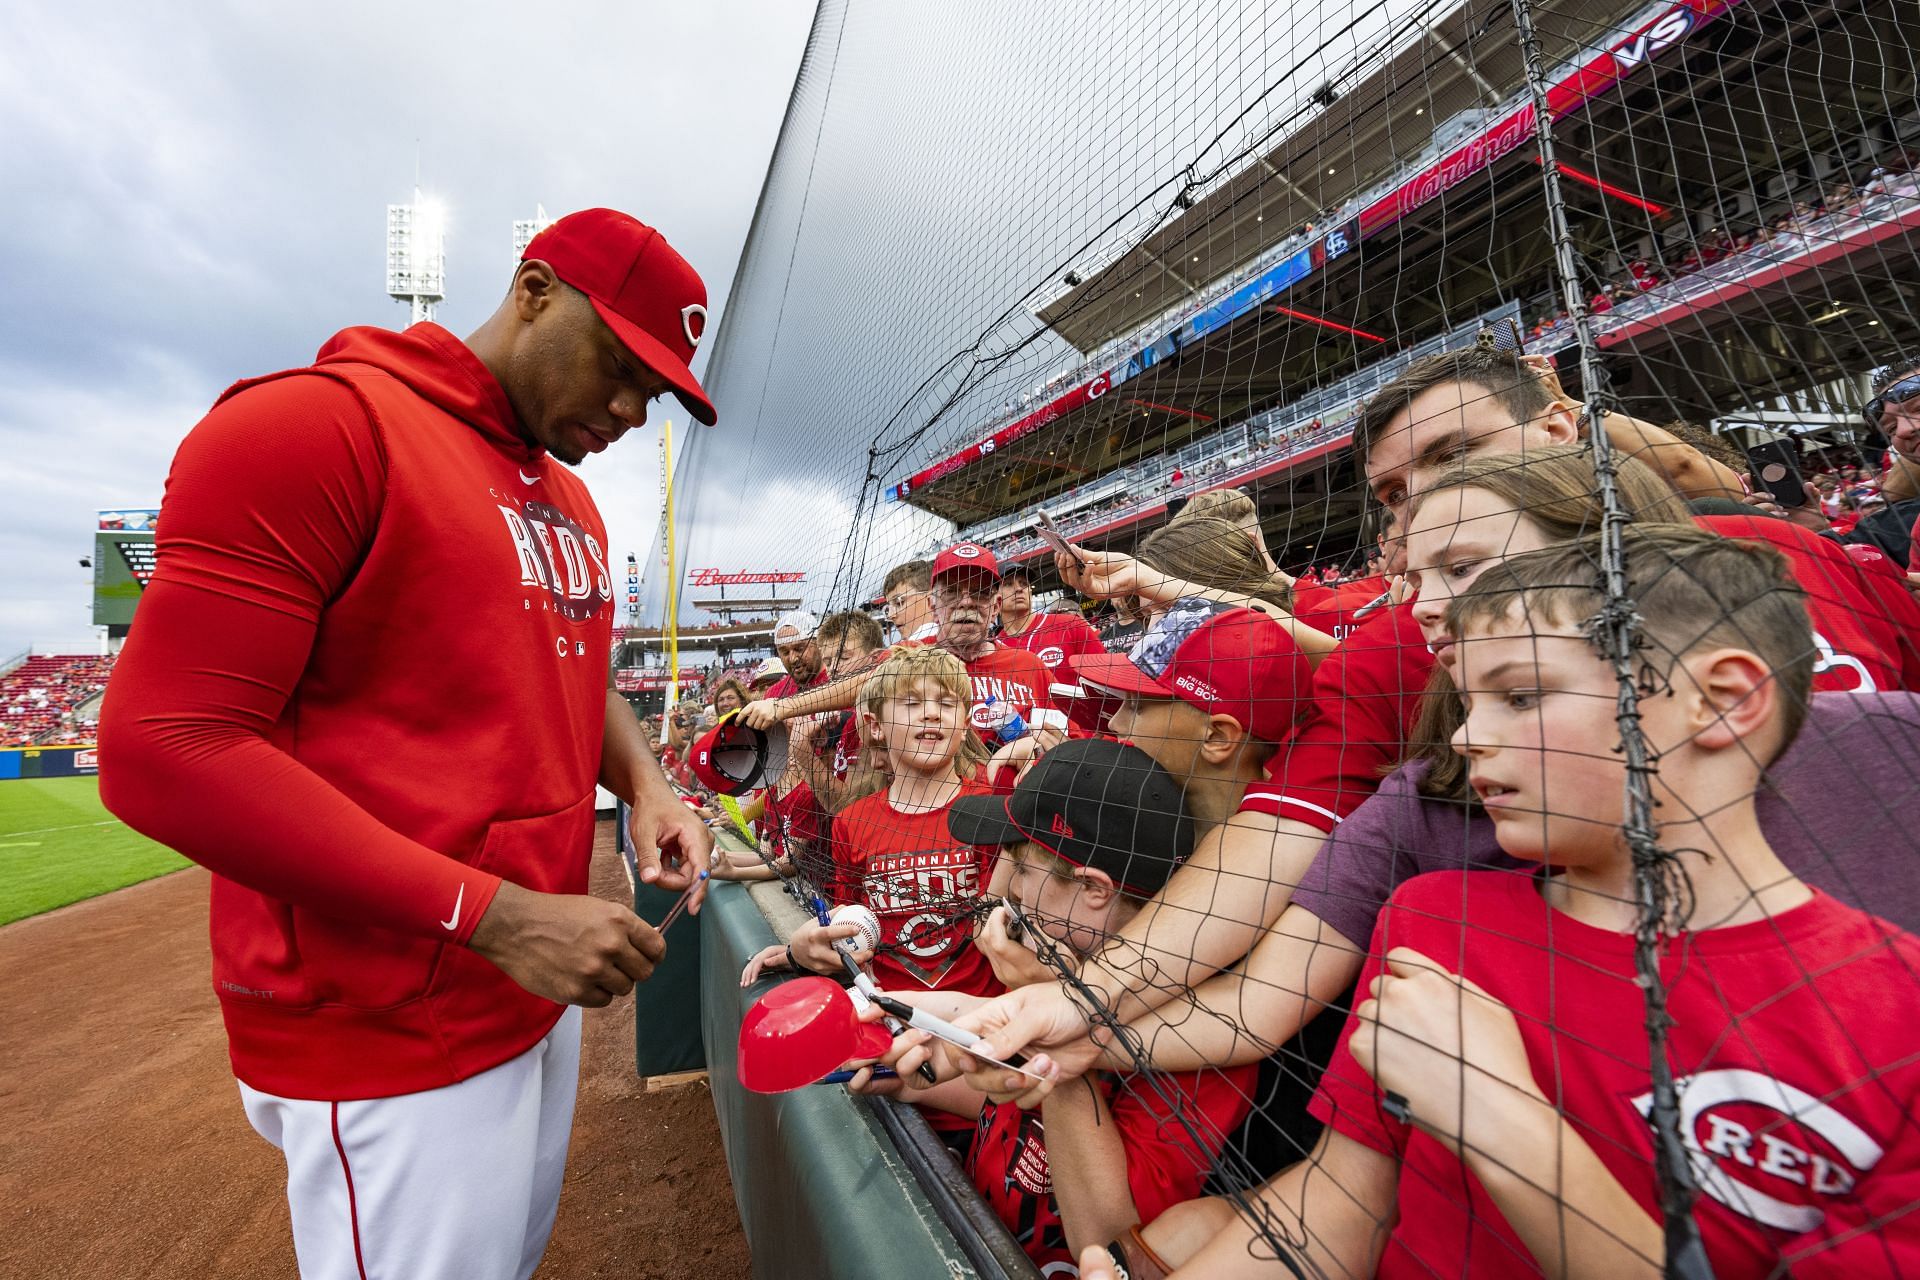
867, 740, 1257, 1277
771, 645, 1001, 1152
740, 649, 1000, 999
1153, 528, 1920, 1279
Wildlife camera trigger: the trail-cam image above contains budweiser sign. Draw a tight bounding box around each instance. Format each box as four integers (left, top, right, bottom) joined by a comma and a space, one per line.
685, 568, 808, 587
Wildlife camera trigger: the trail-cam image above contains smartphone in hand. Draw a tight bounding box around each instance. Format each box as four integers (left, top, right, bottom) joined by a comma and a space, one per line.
1035, 509, 1087, 568
1745, 440, 1808, 508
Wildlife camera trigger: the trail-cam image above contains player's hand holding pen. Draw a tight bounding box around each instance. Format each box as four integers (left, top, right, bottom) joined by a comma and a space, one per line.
468, 882, 665, 1008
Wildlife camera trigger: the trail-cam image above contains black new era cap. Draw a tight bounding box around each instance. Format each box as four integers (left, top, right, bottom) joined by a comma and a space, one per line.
947, 738, 1192, 898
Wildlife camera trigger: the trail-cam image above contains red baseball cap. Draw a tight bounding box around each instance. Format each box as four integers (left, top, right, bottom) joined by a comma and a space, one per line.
688, 709, 789, 796
521, 209, 717, 426
931, 541, 1000, 581
1072, 598, 1310, 744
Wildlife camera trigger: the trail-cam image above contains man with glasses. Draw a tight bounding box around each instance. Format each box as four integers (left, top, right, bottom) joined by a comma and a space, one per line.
1848, 361, 1920, 568
881, 559, 938, 643
928, 543, 1058, 738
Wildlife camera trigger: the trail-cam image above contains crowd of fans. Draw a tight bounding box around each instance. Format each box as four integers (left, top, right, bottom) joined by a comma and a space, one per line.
951, 156, 1920, 579
0, 654, 116, 748
1526, 157, 1920, 343
677, 343, 1920, 1278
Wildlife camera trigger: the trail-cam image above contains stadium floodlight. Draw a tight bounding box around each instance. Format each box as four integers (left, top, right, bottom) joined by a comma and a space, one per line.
386, 187, 447, 325
512, 204, 556, 262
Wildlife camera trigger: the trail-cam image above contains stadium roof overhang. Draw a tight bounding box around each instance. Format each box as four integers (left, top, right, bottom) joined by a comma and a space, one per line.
896, 0, 1911, 534
1033, 0, 1647, 354
890, 0, 1702, 522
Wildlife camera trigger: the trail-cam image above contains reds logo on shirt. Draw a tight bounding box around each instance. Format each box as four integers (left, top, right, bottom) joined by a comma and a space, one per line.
864, 845, 981, 987
496, 499, 614, 622
968, 675, 1039, 729
1037, 645, 1065, 667
1633, 1069, 1884, 1232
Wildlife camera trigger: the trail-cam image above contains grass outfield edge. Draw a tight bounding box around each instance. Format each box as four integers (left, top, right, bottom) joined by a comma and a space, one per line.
0, 775, 192, 926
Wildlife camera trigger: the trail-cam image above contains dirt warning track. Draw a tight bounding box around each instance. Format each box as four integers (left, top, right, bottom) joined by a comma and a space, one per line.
0, 823, 748, 1280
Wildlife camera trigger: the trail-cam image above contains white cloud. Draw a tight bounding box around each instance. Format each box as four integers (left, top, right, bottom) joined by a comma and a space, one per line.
3, 0, 813, 655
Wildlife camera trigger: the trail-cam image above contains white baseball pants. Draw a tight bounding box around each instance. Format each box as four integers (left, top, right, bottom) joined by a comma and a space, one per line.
239, 1006, 583, 1280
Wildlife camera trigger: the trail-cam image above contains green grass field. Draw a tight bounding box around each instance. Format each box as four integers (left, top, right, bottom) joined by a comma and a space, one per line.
0, 775, 189, 926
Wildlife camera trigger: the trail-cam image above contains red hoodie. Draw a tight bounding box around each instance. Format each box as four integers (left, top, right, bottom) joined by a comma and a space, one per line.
101, 324, 615, 1100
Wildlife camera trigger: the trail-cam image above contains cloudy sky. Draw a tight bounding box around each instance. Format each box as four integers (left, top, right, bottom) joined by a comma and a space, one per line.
5, 0, 1431, 654
2, 0, 815, 655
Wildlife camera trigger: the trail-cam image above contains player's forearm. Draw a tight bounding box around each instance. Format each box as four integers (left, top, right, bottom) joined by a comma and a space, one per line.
1043, 1081, 1139, 1257
1082, 812, 1322, 1024
101, 624, 498, 943
599, 691, 676, 807
1465, 1089, 1661, 1279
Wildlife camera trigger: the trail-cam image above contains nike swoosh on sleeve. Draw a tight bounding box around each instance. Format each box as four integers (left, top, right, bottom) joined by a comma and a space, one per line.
440, 884, 466, 932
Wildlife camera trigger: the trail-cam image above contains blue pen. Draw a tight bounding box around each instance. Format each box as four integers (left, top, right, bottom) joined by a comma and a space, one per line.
656, 870, 709, 932
819, 1067, 898, 1084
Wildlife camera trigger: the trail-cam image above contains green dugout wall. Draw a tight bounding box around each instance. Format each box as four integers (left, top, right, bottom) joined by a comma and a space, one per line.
615, 809, 1036, 1277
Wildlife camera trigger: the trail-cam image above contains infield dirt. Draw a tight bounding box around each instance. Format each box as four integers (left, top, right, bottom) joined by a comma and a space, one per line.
0, 821, 750, 1279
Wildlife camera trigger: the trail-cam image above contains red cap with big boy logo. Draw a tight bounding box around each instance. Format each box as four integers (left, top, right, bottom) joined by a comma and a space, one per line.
930, 541, 1000, 582
522, 209, 717, 426
1072, 598, 1310, 744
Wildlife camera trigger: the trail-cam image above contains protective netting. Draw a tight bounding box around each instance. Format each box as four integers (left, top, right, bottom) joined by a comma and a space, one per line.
661, 0, 1920, 1274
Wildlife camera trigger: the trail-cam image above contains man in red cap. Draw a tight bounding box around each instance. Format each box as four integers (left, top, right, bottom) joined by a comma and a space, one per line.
101, 208, 715, 1279
927, 542, 1059, 740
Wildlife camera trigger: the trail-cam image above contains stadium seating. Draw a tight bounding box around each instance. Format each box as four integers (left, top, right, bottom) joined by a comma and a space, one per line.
0, 654, 116, 748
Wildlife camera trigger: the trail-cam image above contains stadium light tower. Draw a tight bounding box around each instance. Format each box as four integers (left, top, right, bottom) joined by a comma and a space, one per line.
386, 187, 447, 325
512, 204, 556, 262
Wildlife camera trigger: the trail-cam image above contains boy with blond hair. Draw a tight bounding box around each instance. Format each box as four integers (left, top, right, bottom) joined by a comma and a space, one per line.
1118, 525, 1919, 1278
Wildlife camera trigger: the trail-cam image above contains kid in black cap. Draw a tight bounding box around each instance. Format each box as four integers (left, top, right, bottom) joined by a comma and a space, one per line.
948, 736, 1194, 933
940, 739, 1252, 1275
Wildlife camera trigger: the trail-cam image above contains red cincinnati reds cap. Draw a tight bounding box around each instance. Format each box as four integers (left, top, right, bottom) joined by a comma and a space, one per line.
688, 709, 789, 796
522, 209, 718, 426
1073, 598, 1311, 744
931, 541, 1000, 581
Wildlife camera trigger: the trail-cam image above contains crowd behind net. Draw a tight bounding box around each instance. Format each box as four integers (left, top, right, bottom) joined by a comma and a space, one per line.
667, 0, 1920, 1273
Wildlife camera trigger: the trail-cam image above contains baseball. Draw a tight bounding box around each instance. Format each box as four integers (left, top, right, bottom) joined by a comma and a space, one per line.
830, 904, 882, 955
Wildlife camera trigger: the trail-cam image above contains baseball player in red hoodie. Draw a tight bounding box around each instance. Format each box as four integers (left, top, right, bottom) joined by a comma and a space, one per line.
100, 208, 715, 1280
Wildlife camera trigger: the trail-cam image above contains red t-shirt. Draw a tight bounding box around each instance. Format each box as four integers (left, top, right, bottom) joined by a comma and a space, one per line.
830, 777, 1003, 999
1696, 514, 1920, 693
997, 611, 1107, 730
1312, 872, 1920, 1278
1291, 578, 1391, 644
968, 1065, 1259, 1274
964, 644, 1056, 737
1239, 602, 1431, 833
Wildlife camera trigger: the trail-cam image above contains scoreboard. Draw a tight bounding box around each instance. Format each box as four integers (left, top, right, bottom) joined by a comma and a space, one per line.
92, 509, 158, 630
